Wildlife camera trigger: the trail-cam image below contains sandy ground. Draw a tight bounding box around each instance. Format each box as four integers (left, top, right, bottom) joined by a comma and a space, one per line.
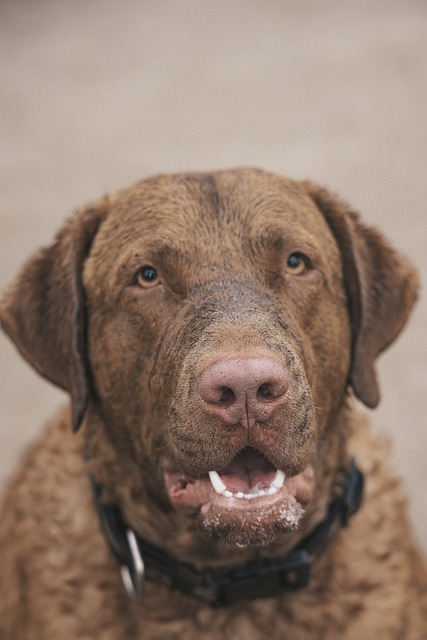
0, 0, 426, 551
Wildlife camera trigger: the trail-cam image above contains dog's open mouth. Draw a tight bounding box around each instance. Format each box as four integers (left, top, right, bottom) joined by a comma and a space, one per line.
164, 447, 314, 546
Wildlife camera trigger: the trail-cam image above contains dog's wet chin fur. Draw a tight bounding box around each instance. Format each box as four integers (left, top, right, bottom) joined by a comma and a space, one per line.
197, 499, 305, 548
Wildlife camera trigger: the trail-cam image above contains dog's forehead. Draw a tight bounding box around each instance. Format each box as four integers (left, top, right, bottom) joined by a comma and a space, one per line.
99, 169, 334, 251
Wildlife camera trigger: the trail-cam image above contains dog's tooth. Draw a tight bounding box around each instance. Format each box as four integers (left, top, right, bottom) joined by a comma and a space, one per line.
271, 470, 286, 489
209, 470, 285, 500
208, 471, 227, 494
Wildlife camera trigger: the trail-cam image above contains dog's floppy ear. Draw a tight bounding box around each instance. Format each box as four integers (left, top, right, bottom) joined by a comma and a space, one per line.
301, 181, 419, 408
0, 198, 109, 431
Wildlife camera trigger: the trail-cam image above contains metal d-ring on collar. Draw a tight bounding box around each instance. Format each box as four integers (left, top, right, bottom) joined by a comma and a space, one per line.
91, 461, 364, 607
121, 530, 145, 599
90, 483, 145, 599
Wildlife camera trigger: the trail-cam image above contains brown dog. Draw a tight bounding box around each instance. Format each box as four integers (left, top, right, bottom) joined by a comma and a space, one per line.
0, 168, 426, 639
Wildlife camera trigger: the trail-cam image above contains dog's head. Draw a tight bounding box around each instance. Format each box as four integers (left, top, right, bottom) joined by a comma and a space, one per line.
0, 169, 418, 550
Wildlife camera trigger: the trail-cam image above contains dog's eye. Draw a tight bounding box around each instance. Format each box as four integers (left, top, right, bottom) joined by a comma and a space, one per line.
135, 265, 160, 288
285, 253, 308, 276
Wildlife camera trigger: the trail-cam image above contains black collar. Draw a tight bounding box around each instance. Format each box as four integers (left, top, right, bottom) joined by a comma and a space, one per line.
91, 461, 364, 608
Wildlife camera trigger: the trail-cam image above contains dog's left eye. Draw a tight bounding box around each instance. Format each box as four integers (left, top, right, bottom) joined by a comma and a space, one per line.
285, 253, 308, 276
135, 265, 160, 288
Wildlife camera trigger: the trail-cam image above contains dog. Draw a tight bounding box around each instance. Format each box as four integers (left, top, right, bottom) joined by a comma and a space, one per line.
0, 168, 426, 639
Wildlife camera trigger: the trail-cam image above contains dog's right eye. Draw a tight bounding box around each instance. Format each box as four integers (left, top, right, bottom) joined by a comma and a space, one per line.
285, 252, 308, 276
135, 266, 160, 289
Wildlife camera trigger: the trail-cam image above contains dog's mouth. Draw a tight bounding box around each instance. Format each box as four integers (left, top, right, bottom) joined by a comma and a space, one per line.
163, 447, 315, 546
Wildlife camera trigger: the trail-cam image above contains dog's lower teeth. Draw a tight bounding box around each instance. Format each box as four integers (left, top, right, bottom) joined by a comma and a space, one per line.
208, 469, 286, 500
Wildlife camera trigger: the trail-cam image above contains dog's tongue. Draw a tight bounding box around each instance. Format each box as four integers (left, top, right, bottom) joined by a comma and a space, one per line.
218, 448, 276, 492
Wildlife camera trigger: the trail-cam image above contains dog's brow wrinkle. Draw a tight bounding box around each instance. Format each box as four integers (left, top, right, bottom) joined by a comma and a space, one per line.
200, 174, 221, 217
184, 278, 267, 299
180, 173, 221, 219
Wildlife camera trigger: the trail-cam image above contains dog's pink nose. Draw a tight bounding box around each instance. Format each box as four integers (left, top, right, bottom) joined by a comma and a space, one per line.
198, 357, 289, 427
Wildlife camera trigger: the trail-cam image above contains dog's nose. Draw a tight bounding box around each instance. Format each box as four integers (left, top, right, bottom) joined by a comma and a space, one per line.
198, 357, 289, 427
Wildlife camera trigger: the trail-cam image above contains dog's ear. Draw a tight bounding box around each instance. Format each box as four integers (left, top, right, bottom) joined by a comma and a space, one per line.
0, 198, 109, 431
301, 181, 419, 408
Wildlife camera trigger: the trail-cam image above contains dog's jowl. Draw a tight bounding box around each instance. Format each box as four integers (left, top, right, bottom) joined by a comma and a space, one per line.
0, 169, 426, 639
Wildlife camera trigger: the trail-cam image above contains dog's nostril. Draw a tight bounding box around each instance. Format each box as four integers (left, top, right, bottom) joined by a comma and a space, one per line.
219, 387, 235, 403
257, 383, 273, 399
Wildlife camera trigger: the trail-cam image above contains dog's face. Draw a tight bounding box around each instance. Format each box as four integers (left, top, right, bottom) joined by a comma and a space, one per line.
0, 169, 418, 550
83, 171, 350, 546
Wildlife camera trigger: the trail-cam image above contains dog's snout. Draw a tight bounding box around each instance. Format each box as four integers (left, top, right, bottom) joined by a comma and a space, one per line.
198, 357, 289, 427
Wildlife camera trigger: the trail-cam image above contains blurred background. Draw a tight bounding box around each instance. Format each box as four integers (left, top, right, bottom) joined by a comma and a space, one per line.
0, 0, 426, 550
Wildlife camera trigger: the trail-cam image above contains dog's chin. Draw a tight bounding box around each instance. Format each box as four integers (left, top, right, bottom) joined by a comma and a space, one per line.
163, 447, 314, 548
196, 494, 305, 548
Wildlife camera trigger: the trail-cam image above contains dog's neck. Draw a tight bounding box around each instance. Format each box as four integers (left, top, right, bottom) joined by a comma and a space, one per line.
90, 461, 364, 608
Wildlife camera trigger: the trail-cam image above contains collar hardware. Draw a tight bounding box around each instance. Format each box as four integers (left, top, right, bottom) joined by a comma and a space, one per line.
92, 461, 364, 608
120, 529, 145, 599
